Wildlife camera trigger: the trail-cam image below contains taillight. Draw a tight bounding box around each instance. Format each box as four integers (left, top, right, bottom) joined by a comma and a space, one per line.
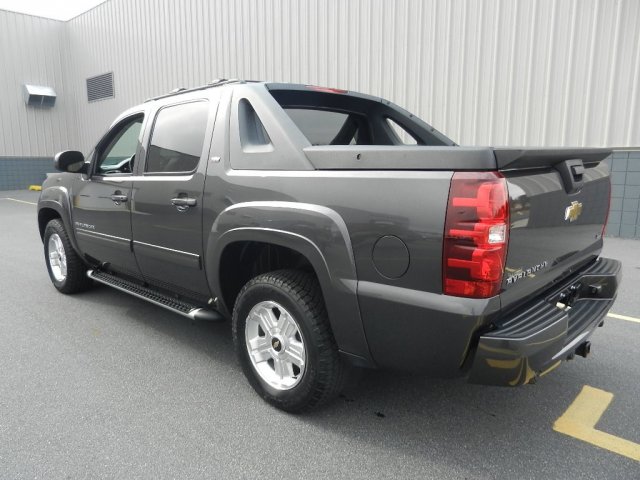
443, 171, 509, 298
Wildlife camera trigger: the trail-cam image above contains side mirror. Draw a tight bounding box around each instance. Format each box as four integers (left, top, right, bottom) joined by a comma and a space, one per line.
54, 150, 87, 173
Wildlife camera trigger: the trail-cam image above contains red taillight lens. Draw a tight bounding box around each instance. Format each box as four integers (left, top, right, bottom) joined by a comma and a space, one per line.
443, 171, 509, 298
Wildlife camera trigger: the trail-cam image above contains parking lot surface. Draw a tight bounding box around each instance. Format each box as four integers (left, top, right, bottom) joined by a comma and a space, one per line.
1, 191, 639, 479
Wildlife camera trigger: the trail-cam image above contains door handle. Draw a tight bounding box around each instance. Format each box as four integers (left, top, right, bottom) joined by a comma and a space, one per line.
110, 193, 128, 205
171, 196, 197, 211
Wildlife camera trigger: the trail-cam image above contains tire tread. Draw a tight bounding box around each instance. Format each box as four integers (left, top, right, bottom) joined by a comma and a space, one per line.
232, 269, 345, 412
44, 219, 93, 294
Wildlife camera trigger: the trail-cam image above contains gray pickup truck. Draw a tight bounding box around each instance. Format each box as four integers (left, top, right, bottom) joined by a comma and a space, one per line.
38, 80, 621, 411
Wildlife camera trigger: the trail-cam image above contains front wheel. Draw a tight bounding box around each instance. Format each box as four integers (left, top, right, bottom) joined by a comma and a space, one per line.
232, 270, 345, 412
43, 219, 93, 294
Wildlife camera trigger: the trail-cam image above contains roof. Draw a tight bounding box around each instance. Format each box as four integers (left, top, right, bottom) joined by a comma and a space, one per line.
144, 79, 250, 103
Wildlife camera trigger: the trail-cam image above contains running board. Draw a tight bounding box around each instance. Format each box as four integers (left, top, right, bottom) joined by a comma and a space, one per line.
87, 269, 224, 322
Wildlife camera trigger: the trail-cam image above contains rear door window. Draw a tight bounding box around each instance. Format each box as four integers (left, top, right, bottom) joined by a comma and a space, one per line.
146, 101, 209, 174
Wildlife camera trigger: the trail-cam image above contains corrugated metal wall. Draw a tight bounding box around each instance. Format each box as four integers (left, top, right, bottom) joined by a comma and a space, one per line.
61, 0, 640, 153
2, 0, 639, 155
0, 10, 72, 156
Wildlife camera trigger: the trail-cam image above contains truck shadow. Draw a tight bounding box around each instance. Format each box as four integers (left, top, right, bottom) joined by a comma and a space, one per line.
76, 284, 237, 369
300, 366, 601, 474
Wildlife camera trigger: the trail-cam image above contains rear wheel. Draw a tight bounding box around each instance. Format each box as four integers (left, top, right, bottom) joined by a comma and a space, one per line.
232, 269, 345, 412
44, 219, 93, 294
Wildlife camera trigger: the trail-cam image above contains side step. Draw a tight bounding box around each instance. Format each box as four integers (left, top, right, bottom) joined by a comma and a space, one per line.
87, 269, 224, 322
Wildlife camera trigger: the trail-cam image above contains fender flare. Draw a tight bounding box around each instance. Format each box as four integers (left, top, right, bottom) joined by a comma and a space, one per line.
37, 186, 81, 254
206, 202, 374, 365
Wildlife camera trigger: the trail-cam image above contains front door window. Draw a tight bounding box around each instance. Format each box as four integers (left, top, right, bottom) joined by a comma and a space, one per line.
96, 116, 143, 175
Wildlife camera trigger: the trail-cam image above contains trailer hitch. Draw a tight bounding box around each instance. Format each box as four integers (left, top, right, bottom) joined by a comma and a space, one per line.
557, 283, 582, 308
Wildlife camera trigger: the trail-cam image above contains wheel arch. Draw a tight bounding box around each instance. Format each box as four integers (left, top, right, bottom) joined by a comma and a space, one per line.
217, 238, 318, 313
38, 206, 62, 240
38, 186, 81, 255
206, 202, 374, 367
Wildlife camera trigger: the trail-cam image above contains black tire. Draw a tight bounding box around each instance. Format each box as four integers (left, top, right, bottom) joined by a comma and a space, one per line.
43, 219, 93, 294
232, 269, 345, 412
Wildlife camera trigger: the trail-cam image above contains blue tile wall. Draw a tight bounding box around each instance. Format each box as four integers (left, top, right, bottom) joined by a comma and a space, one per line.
0, 157, 55, 190
605, 150, 640, 239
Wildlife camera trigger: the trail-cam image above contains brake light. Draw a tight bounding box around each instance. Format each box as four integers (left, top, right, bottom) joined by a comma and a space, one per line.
443, 172, 509, 298
305, 85, 348, 94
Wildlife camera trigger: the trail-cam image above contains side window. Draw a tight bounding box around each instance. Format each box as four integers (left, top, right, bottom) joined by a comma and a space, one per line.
96, 116, 143, 175
146, 101, 209, 174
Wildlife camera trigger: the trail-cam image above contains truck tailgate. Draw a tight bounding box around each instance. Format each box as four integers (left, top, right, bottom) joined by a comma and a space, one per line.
495, 148, 612, 311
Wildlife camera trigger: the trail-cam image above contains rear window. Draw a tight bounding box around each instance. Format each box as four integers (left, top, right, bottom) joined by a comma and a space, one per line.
269, 87, 453, 147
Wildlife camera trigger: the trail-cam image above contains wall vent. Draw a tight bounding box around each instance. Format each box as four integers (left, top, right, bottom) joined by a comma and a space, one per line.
23, 84, 57, 108
86, 72, 114, 102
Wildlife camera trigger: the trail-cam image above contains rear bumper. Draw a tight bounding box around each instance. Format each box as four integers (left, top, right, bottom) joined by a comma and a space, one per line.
468, 257, 621, 386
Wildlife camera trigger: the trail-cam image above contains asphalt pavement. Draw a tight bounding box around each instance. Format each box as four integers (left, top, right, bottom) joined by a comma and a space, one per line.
1, 191, 638, 479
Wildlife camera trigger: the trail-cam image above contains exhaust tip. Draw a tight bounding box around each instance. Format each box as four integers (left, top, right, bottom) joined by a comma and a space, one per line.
575, 341, 591, 358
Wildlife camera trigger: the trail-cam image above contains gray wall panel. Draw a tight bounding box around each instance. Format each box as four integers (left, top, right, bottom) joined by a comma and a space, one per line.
0, 10, 73, 156
59, 0, 640, 153
1, 0, 639, 179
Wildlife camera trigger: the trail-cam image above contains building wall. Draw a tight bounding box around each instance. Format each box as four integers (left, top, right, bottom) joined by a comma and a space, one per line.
1, 0, 640, 238
62, 0, 640, 153
2, 0, 639, 154
0, 10, 72, 156
605, 150, 640, 238
0, 157, 56, 190
0, 10, 75, 189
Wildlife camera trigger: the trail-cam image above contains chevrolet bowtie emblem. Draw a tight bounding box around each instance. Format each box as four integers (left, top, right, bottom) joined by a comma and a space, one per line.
564, 201, 583, 222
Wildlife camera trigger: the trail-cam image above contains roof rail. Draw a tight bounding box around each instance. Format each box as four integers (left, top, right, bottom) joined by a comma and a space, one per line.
144, 79, 243, 103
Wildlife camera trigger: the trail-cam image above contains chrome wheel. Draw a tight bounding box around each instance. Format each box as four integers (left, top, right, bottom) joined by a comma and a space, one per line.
47, 233, 67, 282
245, 300, 306, 390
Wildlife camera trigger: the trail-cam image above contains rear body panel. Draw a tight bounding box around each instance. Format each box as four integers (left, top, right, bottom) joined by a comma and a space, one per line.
470, 257, 621, 386
500, 155, 611, 314
204, 169, 453, 364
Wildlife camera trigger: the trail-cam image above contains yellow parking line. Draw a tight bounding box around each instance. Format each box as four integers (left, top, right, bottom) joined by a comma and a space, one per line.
554, 385, 640, 462
0, 197, 37, 205
608, 312, 640, 324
